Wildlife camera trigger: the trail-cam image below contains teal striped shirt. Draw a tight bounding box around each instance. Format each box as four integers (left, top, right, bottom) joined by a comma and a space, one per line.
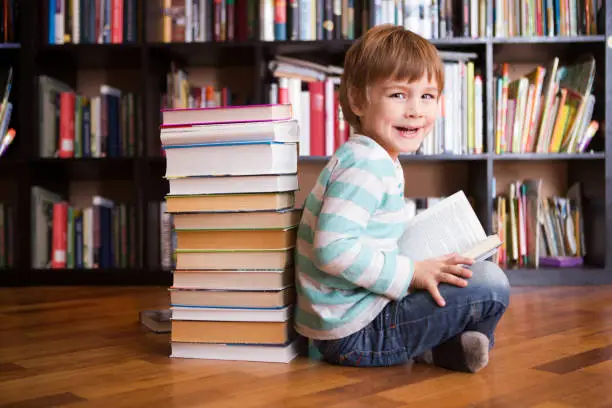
294, 134, 414, 340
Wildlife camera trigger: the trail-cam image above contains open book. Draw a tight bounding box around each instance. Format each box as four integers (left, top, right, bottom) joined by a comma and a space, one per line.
398, 191, 502, 262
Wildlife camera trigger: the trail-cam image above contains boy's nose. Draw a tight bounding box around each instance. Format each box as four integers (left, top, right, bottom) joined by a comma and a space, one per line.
404, 100, 423, 117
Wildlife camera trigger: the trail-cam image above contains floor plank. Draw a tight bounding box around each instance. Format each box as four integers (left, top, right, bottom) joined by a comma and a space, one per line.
1, 285, 612, 407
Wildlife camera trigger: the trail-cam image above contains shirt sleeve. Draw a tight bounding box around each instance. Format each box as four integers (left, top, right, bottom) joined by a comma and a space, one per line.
312, 157, 414, 301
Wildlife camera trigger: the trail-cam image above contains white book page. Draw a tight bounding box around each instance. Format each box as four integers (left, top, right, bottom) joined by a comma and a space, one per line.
398, 191, 487, 261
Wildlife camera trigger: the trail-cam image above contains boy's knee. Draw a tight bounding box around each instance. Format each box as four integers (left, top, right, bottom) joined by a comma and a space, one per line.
469, 260, 510, 307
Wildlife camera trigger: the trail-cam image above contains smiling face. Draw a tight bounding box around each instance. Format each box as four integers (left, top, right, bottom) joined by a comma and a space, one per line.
338, 25, 445, 159
350, 74, 440, 159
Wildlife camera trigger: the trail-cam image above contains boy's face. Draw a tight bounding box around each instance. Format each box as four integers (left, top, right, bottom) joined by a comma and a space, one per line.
351, 74, 440, 159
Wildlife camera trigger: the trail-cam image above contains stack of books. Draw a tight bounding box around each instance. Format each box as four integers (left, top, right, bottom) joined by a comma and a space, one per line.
160, 104, 301, 363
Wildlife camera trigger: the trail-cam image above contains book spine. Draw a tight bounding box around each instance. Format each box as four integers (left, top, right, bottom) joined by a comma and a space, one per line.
112, 0, 123, 43
59, 92, 75, 158
49, 0, 56, 43
323, 0, 333, 39
227, 0, 235, 40
298, 0, 312, 39
287, 0, 299, 40
75, 212, 83, 268
308, 81, 325, 156
52, 202, 68, 269
274, 0, 287, 40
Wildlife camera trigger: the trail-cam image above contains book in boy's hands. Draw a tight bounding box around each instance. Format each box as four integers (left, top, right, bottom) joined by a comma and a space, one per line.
398, 191, 502, 262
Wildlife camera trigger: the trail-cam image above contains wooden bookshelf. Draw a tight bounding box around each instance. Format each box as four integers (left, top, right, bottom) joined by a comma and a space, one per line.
0, 0, 609, 286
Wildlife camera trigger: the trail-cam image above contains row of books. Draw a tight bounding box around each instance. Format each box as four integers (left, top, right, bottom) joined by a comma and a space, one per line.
31, 186, 137, 269
268, 56, 347, 156
161, 104, 299, 363
157, 0, 487, 42
41, 0, 604, 45
0, 202, 13, 269
162, 62, 237, 110
47, 0, 140, 44
286, 0, 484, 42
157, 0, 256, 43
39, 75, 142, 158
493, 180, 586, 268
366, 0, 487, 40
421, 51, 484, 155
493, 54, 598, 154
492, 0, 601, 38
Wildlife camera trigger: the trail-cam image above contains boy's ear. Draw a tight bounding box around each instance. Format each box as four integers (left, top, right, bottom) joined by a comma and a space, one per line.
347, 87, 364, 117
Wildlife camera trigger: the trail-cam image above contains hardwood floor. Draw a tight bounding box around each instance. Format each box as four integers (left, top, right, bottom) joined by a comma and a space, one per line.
1, 285, 612, 407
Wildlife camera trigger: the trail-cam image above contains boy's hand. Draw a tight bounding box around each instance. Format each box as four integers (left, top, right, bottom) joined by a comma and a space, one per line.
410, 253, 475, 307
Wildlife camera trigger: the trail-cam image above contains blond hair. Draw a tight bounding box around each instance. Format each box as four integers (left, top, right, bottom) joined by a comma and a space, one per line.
339, 24, 445, 132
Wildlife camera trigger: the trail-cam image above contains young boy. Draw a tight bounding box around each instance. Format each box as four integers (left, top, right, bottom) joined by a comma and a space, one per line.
294, 24, 510, 373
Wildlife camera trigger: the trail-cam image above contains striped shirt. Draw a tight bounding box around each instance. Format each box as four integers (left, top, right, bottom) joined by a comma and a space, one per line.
294, 134, 414, 340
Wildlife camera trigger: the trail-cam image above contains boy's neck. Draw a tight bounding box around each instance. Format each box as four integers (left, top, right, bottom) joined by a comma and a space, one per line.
354, 133, 402, 162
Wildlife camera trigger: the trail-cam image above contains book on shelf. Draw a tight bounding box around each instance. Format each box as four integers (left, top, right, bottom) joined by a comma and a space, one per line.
47, 0, 140, 44
161, 103, 301, 363
493, 0, 602, 37
398, 190, 502, 263
160, 0, 488, 42
38, 75, 141, 158
493, 54, 600, 154
493, 179, 587, 269
161, 62, 240, 112
31, 186, 137, 269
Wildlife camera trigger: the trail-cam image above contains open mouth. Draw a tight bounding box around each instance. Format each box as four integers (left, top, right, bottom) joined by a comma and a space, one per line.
395, 126, 420, 137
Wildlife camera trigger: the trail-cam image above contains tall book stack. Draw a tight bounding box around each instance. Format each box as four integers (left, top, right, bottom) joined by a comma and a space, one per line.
160, 104, 301, 363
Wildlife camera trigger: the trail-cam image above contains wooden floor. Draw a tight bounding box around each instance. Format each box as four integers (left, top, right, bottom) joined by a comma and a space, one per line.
2, 286, 612, 408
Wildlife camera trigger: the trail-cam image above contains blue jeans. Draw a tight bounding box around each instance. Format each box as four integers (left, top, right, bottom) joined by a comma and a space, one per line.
312, 260, 510, 367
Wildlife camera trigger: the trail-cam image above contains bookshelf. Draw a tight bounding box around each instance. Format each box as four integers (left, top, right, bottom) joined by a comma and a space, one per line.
0, 0, 609, 287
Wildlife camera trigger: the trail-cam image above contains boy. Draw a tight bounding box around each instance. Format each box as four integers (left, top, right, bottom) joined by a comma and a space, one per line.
294, 24, 510, 373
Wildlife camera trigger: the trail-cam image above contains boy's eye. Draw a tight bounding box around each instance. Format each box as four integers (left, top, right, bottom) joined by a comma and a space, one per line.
390, 92, 406, 99
422, 93, 436, 100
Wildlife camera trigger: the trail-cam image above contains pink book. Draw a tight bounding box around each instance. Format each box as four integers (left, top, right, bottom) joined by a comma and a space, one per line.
161, 104, 293, 127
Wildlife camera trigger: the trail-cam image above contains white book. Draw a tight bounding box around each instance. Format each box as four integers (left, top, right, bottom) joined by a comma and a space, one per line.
160, 119, 299, 146
164, 141, 298, 177
170, 305, 292, 322
171, 339, 299, 363
167, 173, 299, 195
300, 90, 311, 155
399, 191, 502, 262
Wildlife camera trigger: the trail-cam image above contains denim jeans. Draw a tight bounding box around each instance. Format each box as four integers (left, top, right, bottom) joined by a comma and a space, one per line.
312, 260, 511, 367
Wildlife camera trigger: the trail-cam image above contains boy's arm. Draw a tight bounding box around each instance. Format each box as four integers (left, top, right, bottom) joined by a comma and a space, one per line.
312, 158, 414, 301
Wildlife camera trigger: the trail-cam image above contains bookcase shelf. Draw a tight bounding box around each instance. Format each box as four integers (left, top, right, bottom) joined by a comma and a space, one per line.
0, 0, 609, 287
490, 35, 606, 44
149, 41, 262, 66
37, 43, 145, 69
26, 268, 172, 286
504, 267, 612, 285
492, 153, 606, 160
30, 158, 138, 181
